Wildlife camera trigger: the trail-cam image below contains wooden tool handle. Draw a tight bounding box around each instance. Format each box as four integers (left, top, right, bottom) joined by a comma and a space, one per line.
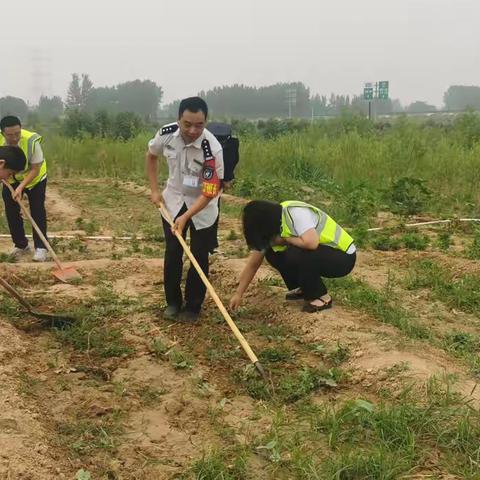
159, 203, 260, 365
0, 277, 34, 312
2, 180, 63, 269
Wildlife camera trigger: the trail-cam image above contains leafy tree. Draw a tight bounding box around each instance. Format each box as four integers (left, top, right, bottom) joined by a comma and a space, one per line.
80, 74, 94, 109
406, 101, 436, 113
66, 73, 82, 109
83, 80, 162, 120
116, 80, 163, 120
94, 110, 112, 137
444, 85, 480, 111
62, 109, 95, 137
85, 86, 119, 114
112, 111, 142, 140
0, 96, 29, 121
37, 95, 64, 120
196, 82, 311, 118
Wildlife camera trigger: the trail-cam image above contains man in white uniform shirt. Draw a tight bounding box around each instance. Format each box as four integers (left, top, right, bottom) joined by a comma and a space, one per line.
146, 97, 224, 323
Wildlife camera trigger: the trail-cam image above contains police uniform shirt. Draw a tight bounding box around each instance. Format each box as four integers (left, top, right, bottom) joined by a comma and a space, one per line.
148, 123, 224, 230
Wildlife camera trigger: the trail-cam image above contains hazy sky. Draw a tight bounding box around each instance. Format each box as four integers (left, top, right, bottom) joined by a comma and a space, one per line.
1, 0, 477, 108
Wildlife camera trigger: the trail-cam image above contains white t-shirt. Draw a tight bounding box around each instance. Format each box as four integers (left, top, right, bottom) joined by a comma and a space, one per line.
289, 207, 356, 254
148, 123, 224, 230
30, 143, 44, 165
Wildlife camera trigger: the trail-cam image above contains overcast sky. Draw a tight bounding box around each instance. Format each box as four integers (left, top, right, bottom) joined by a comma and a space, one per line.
1, 0, 477, 108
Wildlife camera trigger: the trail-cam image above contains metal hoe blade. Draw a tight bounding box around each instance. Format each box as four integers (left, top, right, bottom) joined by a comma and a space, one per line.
52, 266, 82, 284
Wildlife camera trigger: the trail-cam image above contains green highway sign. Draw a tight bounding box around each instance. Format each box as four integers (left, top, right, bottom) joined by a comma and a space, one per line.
364, 87, 374, 100
378, 80, 389, 99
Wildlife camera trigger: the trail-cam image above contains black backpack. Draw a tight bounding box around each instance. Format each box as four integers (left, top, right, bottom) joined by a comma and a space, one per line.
208, 122, 239, 182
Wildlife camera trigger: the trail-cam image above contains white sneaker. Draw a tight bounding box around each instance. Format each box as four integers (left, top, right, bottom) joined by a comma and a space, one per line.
33, 248, 48, 262
10, 245, 31, 259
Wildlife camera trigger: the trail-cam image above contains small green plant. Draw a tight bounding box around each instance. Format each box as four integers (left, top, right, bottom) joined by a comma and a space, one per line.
342, 183, 379, 225
277, 367, 338, 403
75, 469, 91, 480
328, 342, 351, 366
437, 230, 452, 250
54, 285, 138, 358
0, 252, 14, 263
185, 449, 247, 480
234, 364, 271, 401
349, 224, 370, 249
256, 322, 291, 341
58, 413, 122, 456
259, 276, 284, 287
75, 217, 100, 235
168, 349, 194, 370
444, 332, 480, 355
401, 231, 430, 250
466, 227, 480, 259
387, 176, 432, 215
258, 347, 293, 363
151, 337, 169, 357
371, 233, 402, 251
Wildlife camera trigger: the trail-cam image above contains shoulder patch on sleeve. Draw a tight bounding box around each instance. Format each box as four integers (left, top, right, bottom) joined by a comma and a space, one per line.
161, 123, 179, 135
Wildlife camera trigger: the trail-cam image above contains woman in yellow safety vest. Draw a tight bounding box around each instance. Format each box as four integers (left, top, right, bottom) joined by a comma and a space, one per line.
229, 200, 356, 313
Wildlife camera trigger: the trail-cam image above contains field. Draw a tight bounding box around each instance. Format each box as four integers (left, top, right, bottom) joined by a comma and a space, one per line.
1, 116, 480, 479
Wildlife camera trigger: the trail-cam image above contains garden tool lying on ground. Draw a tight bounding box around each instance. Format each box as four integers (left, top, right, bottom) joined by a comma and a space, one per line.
158, 202, 267, 380
2, 181, 82, 283
0, 276, 75, 327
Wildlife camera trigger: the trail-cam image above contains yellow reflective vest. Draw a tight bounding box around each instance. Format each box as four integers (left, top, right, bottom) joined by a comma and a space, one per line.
0, 129, 47, 189
272, 200, 354, 253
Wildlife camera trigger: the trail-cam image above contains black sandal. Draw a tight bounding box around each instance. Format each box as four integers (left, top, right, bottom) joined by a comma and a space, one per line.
302, 298, 333, 313
285, 288, 304, 300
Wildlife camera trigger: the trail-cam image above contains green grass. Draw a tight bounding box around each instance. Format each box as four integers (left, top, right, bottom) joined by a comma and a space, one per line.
329, 272, 480, 375
234, 364, 340, 404
252, 376, 480, 479
258, 347, 294, 363
58, 411, 123, 456
54, 284, 138, 358
182, 448, 248, 480
168, 348, 195, 370
328, 276, 432, 340
406, 259, 480, 315
44, 114, 480, 226
53, 179, 164, 237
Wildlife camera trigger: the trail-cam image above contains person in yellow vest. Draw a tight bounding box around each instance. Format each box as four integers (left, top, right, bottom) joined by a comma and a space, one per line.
0, 116, 48, 262
229, 200, 356, 312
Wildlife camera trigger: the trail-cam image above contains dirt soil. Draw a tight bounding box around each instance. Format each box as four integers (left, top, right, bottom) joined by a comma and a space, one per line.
0, 180, 479, 479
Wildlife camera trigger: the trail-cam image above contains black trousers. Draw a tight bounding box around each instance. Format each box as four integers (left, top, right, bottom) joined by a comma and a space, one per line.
161, 204, 218, 313
2, 179, 48, 249
265, 244, 356, 300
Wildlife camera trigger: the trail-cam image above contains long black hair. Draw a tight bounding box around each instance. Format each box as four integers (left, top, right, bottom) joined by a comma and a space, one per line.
242, 200, 282, 251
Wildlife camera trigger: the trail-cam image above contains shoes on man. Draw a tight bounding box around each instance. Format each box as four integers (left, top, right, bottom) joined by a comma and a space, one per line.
177, 309, 200, 324
9, 245, 31, 260
33, 248, 48, 262
163, 304, 181, 320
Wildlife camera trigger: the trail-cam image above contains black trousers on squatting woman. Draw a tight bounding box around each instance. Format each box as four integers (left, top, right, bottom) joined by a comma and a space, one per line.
265, 244, 356, 300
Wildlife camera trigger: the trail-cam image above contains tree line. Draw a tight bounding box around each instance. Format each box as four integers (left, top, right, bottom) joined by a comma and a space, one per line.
1, 77, 479, 136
